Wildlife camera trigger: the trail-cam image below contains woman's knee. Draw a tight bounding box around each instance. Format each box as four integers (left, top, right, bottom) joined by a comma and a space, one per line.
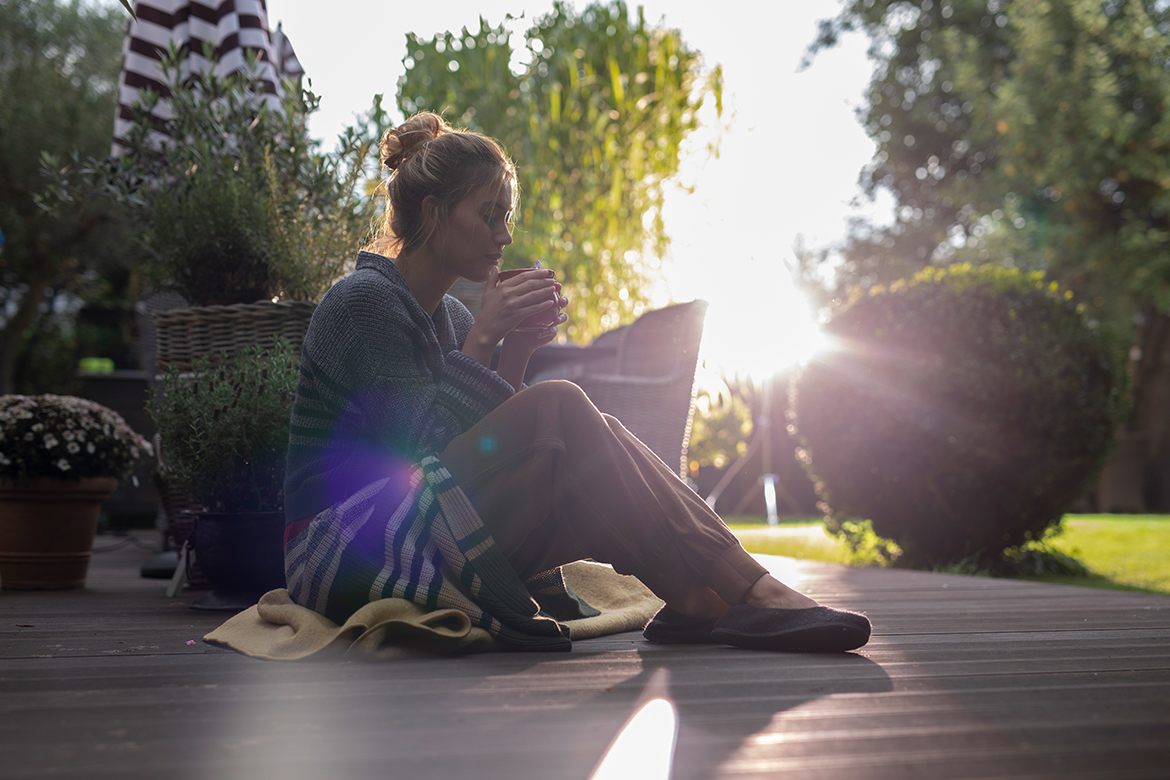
523, 379, 592, 408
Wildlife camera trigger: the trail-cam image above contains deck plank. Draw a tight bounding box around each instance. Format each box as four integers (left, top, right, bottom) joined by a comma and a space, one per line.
1, 535, 1168, 779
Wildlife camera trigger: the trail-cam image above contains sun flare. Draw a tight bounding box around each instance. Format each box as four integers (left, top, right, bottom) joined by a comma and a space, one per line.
695, 266, 827, 381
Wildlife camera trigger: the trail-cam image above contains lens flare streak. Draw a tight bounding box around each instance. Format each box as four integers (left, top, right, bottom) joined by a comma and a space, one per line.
590, 698, 679, 780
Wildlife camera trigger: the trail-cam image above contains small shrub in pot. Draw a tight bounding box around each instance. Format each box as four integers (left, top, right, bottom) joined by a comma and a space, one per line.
789, 264, 1127, 568
146, 338, 298, 513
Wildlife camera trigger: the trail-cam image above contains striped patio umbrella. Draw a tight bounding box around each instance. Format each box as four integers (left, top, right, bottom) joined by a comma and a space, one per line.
112, 0, 303, 155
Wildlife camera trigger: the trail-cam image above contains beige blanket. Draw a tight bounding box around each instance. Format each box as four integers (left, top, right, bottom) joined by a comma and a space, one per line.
203, 560, 663, 660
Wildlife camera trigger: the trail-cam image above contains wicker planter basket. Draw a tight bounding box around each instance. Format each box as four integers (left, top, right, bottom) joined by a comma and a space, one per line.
152, 300, 317, 370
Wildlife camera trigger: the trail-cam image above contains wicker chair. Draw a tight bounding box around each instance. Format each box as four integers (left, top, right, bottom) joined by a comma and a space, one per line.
527, 300, 709, 478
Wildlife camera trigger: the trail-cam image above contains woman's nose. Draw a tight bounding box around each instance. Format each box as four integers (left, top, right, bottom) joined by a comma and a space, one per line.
497, 224, 513, 247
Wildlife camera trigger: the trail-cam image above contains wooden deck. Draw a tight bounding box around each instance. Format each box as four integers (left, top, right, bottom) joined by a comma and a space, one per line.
2, 531, 1168, 779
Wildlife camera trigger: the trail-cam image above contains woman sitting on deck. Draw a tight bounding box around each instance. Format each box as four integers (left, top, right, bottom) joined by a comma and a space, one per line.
281, 112, 871, 653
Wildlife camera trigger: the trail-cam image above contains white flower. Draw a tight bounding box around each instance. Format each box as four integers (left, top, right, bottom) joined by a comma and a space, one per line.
63, 430, 75, 442
55, 458, 71, 472
75, 429, 85, 441
66, 442, 80, 454
65, 418, 76, 428
130, 446, 139, 458
87, 442, 96, 454
0, 455, 10, 465
23, 432, 34, 442
32, 423, 44, 432
43, 434, 59, 449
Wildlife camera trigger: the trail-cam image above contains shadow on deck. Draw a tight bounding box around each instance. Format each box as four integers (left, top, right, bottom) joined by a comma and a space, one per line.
1, 532, 1168, 779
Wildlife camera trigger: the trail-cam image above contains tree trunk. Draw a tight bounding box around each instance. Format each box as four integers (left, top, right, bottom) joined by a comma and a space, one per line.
1119, 307, 1170, 511
0, 273, 51, 395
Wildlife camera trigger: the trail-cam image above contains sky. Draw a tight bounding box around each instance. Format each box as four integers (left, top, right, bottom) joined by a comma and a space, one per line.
268, 0, 889, 377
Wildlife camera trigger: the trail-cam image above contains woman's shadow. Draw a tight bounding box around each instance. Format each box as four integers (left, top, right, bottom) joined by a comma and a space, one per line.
589, 645, 893, 779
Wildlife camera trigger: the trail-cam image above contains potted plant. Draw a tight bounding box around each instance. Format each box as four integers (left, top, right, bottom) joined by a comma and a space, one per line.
124, 45, 384, 305
41, 44, 388, 361
0, 394, 152, 589
146, 338, 299, 610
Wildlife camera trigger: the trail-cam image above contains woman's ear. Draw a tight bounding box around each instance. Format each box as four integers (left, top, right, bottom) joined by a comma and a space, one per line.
421, 195, 439, 231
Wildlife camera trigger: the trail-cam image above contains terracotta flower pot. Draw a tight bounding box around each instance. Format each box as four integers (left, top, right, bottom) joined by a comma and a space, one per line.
0, 477, 117, 589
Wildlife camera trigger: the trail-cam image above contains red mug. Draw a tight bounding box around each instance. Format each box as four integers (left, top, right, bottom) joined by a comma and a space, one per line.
497, 267, 560, 332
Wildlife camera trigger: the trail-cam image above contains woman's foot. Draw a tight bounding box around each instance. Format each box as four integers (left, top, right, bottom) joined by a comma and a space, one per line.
713, 574, 869, 652
662, 574, 815, 620
741, 574, 819, 610
710, 604, 871, 652
645, 576, 869, 651
665, 584, 730, 621
644, 584, 727, 644
642, 606, 719, 644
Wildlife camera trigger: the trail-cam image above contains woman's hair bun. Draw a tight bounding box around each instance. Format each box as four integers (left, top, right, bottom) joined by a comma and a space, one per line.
380, 112, 449, 171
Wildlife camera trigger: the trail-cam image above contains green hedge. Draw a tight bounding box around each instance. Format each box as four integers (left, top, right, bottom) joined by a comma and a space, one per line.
790, 264, 1127, 568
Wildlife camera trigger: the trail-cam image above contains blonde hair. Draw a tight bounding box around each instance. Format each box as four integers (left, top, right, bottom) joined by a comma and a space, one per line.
370, 112, 517, 255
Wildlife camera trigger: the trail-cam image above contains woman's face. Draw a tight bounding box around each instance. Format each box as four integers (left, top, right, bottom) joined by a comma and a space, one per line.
434, 179, 514, 283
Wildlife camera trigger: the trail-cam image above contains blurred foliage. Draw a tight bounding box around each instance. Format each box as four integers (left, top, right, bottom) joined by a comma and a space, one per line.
804, 0, 1170, 467
687, 378, 752, 470
791, 264, 1127, 568
0, 0, 132, 394
806, 0, 1170, 316
43, 45, 392, 307
397, 1, 722, 341
688, 370, 819, 516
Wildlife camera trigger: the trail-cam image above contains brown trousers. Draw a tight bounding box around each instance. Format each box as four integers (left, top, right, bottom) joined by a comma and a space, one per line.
439, 380, 768, 607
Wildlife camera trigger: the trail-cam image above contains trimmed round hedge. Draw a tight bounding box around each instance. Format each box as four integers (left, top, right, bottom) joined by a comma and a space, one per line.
790, 264, 1126, 568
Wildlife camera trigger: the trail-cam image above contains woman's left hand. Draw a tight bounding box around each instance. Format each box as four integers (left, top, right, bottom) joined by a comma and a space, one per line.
501, 298, 568, 352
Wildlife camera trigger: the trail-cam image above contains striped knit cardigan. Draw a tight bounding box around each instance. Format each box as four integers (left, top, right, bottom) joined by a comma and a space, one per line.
283, 252, 573, 651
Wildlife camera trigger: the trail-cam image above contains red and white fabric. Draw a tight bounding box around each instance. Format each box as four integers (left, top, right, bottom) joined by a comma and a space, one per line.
112, 0, 304, 155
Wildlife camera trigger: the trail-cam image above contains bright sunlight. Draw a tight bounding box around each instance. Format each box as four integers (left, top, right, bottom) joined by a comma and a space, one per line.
698, 272, 827, 380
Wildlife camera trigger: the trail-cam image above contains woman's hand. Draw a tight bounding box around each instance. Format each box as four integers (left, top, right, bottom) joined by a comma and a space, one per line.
481, 267, 562, 336
472, 266, 568, 389
500, 306, 569, 351
465, 267, 564, 356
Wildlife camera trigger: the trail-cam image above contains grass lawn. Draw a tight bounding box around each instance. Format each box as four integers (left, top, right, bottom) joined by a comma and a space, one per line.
727, 514, 1170, 596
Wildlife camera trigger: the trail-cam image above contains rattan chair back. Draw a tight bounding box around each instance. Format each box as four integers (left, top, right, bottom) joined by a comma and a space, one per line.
569, 300, 708, 478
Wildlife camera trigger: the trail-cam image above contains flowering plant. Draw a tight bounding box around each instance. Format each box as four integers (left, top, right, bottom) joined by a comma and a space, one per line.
0, 395, 153, 484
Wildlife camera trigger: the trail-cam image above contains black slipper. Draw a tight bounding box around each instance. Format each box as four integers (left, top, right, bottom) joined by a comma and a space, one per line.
710, 604, 871, 652
643, 606, 718, 644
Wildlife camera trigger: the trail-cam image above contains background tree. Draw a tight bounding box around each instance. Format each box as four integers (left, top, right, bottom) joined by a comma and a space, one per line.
0, 0, 131, 393
806, 0, 1170, 506
396, 0, 721, 341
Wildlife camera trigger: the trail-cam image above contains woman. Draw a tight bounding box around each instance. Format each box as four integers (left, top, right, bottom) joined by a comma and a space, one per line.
283, 112, 870, 652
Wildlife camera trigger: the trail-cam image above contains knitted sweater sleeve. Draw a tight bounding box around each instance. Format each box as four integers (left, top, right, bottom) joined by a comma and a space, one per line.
284, 264, 514, 520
